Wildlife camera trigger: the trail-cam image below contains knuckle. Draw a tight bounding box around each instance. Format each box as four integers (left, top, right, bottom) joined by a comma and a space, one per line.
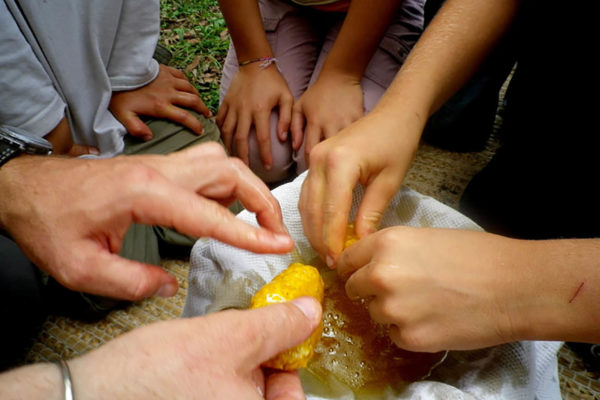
391, 326, 427, 351
256, 134, 270, 145
367, 264, 391, 290
202, 141, 226, 157
323, 146, 350, 170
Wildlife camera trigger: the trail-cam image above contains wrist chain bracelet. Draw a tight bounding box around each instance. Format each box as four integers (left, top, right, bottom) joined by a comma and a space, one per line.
238, 56, 278, 70
56, 359, 75, 400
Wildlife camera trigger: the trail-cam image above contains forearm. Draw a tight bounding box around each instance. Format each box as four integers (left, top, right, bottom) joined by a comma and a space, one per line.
319, 0, 403, 80
0, 363, 62, 400
218, 0, 273, 61
375, 0, 519, 121
507, 238, 600, 344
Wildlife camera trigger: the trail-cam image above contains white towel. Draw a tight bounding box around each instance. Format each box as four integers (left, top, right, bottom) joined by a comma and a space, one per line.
183, 171, 562, 400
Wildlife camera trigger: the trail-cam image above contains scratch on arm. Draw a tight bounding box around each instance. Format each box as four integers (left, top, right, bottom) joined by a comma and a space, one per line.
568, 281, 585, 304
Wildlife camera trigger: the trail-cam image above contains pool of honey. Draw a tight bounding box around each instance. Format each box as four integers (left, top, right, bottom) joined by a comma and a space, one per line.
307, 266, 446, 394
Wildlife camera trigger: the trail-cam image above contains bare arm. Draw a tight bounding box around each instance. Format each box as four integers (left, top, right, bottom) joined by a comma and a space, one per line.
319, 0, 403, 81
377, 0, 519, 120
217, 0, 273, 61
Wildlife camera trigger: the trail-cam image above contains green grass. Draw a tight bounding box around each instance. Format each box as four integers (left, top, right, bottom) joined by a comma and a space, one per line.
159, 0, 229, 112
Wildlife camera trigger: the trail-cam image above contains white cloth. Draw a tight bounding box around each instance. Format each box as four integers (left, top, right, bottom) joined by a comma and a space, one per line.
0, 0, 160, 155
183, 172, 562, 399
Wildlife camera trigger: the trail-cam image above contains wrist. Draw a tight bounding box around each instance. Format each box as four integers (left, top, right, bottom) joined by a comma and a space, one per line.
317, 65, 363, 84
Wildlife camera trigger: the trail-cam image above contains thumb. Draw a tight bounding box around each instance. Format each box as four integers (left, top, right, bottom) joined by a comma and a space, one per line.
58, 248, 178, 301
244, 297, 322, 366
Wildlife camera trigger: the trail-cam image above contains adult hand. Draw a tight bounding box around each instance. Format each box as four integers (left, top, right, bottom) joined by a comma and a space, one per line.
0, 143, 293, 301
71, 297, 321, 400
216, 64, 294, 169
109, 64, 211, 141
337, 227, 563, 352
290, 73, 363, 160
0, 297, 323, 399
299, 111, 422, 267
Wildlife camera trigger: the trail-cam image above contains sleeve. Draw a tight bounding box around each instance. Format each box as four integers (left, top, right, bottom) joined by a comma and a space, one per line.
0, 0, 66, 137
106, 0, 161, 91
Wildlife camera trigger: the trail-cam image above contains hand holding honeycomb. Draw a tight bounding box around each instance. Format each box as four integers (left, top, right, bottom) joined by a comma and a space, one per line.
250, 263, 324, 370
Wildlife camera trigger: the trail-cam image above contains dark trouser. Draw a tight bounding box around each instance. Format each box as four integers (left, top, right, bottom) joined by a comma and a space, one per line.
421, 0, 517, 152
0, 233, 46, 371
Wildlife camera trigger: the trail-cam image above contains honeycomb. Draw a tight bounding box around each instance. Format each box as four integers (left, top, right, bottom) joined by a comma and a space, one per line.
250, 263, 324, 370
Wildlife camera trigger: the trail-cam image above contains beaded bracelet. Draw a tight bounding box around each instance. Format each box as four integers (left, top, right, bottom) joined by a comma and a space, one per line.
56, 359, 75, 400
238, 56, 278, 70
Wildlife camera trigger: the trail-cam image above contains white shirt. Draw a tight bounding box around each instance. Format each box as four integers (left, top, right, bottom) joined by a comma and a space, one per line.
0, 0, 160, 156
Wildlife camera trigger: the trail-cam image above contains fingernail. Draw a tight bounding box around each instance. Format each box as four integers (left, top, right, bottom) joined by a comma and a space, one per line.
290, 297, 320, 324
282, 131, 288, 140
143, 135, 153, 142
155, 282, 177, 298
326, 255, 335, 269
88, 147, 100, 155
273, 233, 293, 246
265, 163, 272, 171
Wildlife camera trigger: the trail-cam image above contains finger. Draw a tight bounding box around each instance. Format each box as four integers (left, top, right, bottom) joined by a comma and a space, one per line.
239, 297, 322, 366
67, 145, 100, 157
343, 261, 379, 300
163, 64, 186, 79
253, 110, 273, 170
337, 232, 379, 280
216, 103, 227, 128
173, 75, 201, 96
159, 104, 204, 135
290, 107, 305, 151
303, 123, 322, 167
173, 92, 211, 118
169, 151, 288, 235
298, 166, 327, 258
57, 247, 178, 301
220, 107, 237, 155
355, 171, 400, 237
234, 113, 252, 165
131, 177, 293, 253
265, 370, 305, 400
276, 94, 293, 142
322, 154, 360, 267
118, 112, 153, 140
225, 158, 289, 235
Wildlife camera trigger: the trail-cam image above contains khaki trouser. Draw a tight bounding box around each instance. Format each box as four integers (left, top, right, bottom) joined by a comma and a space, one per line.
119, 112, 222, 266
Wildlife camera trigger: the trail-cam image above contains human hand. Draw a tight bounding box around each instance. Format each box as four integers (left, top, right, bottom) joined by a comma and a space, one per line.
291, 73, 363, 160
216, 64, 293, 169
336, 226, 538, 352
68, 297, 322, 400
44, 117, 99, 156
0, 143, 292, 301
109, 64, 211, 140
299, 111, 422, 266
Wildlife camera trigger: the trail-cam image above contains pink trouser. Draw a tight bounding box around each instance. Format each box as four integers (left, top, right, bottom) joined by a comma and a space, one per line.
220, 0, 424, 183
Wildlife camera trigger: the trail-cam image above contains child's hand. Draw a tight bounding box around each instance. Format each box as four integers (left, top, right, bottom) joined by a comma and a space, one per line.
109, 64, 211, 141
290, 72, 363, 162
216, 64, 293, 169
299, 111, 421, 265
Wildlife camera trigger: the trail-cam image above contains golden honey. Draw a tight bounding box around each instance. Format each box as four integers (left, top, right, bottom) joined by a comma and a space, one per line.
250, 263, 324, 370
